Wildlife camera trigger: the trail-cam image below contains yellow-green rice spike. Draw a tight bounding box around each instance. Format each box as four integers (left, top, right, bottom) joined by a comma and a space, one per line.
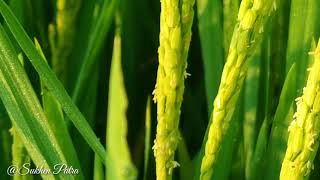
200, 0, 276, 179
153, 0, 195, 179
280, 40, 320, 180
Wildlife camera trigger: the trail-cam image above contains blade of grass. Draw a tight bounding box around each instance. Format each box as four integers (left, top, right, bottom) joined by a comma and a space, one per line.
0, 0, 106, 163
0, 24, 82, 180
68, 2, 104, 172
257, 31, 272, 130
248, 117, 270, 180
197, 0, 224, 118
9, 54, 32, 180
49, 0, 81, 85
94, 154, 104, 180
222, 0, 240, 54
249, 112, 292, 180
72, 0, 119, 104
0, 103, 12, 179
246, 34, 271, 180
143, 97, 152, 180
68, 2, 107, 175
67, 0, 98, 90
70, 63, 100, 178
229, 130, 245, 180
106, 15, 137, 180
120, 0, 159, 174
35, 39, 84, 178
285, 0, 307, 76
178, 133, 193, 180
265, 64, 297, 180
0, 71, 55, 180
10, 127, 33, 180
286, 0, 319, 93
7, 0, 34, 39
268, 0, 290, 117
29, 0, 50, 53
310, 152, 320, 179
194, 0, 224, 177
68, 2, 115, 171
243, 47, 261, 179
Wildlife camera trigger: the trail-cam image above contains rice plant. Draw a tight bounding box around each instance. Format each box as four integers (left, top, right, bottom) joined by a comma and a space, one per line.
0, 0, 319, 180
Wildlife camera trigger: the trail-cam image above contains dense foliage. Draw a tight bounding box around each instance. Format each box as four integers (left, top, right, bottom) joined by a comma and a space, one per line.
0, 0, 320, 180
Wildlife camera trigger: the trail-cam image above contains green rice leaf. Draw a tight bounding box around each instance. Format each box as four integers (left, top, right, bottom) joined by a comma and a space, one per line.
49, 0, 81, 85
9, 53, 32, 180
72, 0, 119, 104
106, 16, 137, 180
0, 72, 55, 180
0, 99, 11, 179
8, 0, 34, 35
35, 39, 83, 178
265, 64, 297, 180
197, 0, 224, 118
222, 0, 240, 53
0, 0, 106, 163
94, 154, 104, 180
143, 97, 152, 180
0, 24, 81, 180
178, 133, 193, 180
246, 34, 271, 180
285, 0, 307, 75
67, 3, 103, 175
248, 117, 270, 180
194, 0, 224, 177
10, 127, 33, 180
243, 47, 261, 179
286, 0, 319, 93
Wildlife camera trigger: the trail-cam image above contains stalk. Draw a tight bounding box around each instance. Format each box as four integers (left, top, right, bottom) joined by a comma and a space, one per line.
280, 40, 320, 180
200, 0, 276, 179
153, 0, 195, 179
